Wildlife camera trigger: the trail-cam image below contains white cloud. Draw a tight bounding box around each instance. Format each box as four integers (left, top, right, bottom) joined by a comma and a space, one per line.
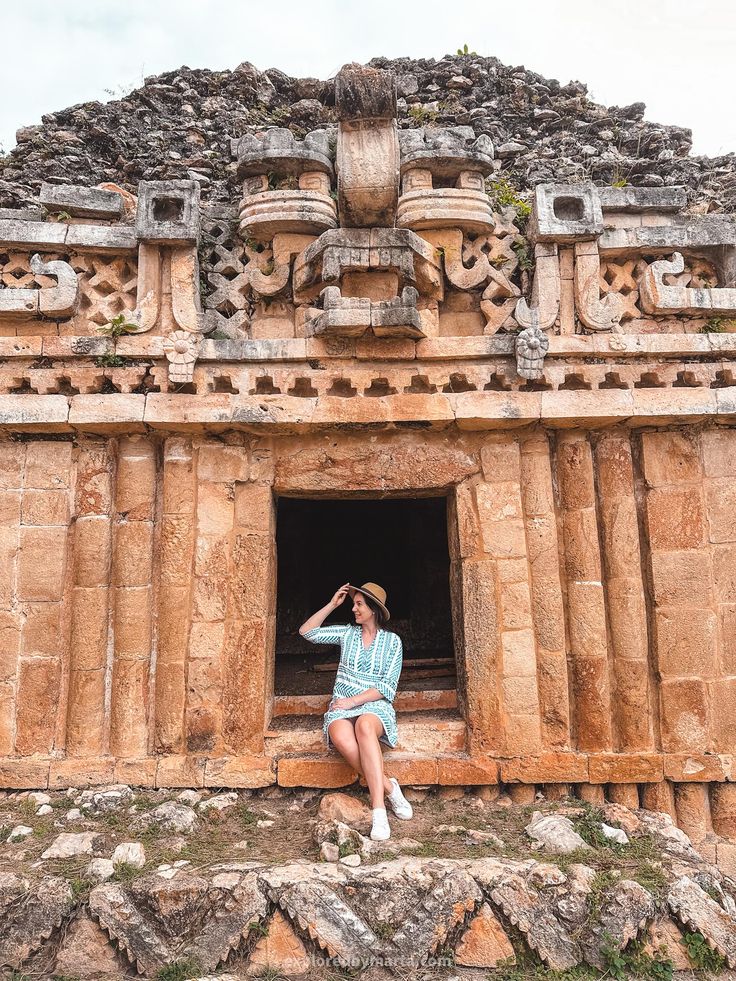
2, 0, 734, 157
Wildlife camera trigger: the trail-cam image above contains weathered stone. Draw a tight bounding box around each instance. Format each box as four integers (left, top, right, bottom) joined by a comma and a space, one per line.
42, 832, 104, 860
317, 792, 372, 833
668, 876, 736, 967
455, 902, 515, 967
525, 812, 589, 854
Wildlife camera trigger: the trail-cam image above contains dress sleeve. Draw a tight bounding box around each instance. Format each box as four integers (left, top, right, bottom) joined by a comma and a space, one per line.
374, 633, 403, 703
302, 624, 350, 645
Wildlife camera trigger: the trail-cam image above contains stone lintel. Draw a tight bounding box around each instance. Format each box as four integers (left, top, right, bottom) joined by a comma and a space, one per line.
598, 186, 687, 213
2, 333, 726, 365
40, 182, 125, 220
0, 218, 137, 252
0, 389, 735, 434
600, 218, 736, 254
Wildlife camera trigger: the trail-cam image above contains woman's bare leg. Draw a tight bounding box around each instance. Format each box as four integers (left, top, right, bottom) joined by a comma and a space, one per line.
354, 713, 389, 808
329, 718, 393, 796
327, 719, 362, 772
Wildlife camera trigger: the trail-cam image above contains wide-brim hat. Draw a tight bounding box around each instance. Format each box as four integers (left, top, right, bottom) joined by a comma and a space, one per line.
348, 582, 390, 621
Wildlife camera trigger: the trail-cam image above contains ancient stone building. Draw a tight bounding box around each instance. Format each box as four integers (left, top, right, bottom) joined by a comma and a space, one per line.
1, 59, 735, 841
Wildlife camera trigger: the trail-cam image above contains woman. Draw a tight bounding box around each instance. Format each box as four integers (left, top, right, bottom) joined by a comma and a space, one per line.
299, 581, 413, 841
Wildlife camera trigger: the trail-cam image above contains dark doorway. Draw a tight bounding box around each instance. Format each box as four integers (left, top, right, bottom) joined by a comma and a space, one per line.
275, 496, 455, 697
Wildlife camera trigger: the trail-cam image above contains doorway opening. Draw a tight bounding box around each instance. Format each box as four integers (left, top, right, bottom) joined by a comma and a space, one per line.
274, 496, 456, 705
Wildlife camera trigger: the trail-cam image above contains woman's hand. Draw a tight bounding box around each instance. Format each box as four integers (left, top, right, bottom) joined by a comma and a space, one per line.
329, 697, 354, 711
329, 583, 351, 610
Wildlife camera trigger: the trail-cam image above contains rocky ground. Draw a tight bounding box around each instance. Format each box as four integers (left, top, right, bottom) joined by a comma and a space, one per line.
1, 53, 735, 213
2, 783, 736, 979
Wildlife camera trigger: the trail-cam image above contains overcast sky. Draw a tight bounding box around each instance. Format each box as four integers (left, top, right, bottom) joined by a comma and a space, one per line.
2, 0, 734, 158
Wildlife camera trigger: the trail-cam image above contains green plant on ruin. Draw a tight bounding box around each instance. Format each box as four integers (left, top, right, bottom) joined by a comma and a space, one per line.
587, 869, 619, 920
682, 930, 725, 972
68, 876, 93, 906
601, 935, 673, 981
572, 806, 611, 849
96, 312, 140, 338
512, 238, 535, 272
486, 176, 532, 224
153, 959, 202, 981
702, 316, 736, 333
52, 211, 72, 222
248, 918, 270, 938
456, 43, 477, 56
408, 104, 438, 126
631, 861, 668, 905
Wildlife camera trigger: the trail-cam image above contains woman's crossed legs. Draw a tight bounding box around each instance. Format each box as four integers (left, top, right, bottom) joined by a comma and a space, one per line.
328, 715, 393, 809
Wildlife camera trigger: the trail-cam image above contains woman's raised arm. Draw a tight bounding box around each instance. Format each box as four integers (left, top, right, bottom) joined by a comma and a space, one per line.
298, 582, 350, 635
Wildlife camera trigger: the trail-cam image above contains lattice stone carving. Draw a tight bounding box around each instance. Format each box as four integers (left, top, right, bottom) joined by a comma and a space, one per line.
0, 251, 58, 289
200, 212, 279, 337
600, 256, 719, 322
74, 254, 138, 328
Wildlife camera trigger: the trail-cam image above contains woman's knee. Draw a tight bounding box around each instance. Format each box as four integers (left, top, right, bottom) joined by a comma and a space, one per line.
355, 714, 380, 740
329, 720, 356, 749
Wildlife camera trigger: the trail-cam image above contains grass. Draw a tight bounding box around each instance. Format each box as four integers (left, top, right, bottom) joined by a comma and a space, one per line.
153, 960, 201, 981
112, 861, 144, 886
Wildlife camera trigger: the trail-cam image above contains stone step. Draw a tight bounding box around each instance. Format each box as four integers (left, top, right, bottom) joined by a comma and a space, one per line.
265, 709, 467, 757
272, 688, 458, 717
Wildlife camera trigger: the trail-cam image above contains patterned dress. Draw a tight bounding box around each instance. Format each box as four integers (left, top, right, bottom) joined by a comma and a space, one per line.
303, 624, 403, 748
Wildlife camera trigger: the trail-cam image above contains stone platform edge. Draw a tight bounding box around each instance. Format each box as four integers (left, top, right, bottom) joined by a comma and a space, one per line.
0, 751, 732, 790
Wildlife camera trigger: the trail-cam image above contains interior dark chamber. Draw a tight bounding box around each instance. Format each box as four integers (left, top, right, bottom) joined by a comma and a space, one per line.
275, 496, 455, 696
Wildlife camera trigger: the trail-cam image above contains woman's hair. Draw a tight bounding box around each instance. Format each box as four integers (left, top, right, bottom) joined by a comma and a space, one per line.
363, 593, 387, 629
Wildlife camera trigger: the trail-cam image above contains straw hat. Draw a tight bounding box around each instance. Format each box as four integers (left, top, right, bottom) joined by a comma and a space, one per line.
348, 582, 390, 621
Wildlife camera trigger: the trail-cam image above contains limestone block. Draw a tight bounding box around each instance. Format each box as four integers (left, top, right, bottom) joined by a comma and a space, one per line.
528, 183, 603, 243
659, 680, 708, 753
335, 65, 399, 227
136, 180, 200, 244
40, 182, 124, 219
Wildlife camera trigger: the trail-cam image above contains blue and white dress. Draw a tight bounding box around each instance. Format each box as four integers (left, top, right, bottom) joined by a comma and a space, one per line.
303, 624, 403, 748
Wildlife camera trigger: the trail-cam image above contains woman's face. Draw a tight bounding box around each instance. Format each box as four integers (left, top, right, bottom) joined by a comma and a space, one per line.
352, 591, 375, 627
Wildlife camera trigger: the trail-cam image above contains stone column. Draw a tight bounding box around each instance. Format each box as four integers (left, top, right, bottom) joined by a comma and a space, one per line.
15, 441, 72, 754
642, 432, 713, 753
109, 437, 156, 758
449, 479, 503, 755
66, 441, 114, 756
185, 442, 245, 754
710, 783, 736, 840
555, 431, 612, 752
154, 438, 196, 753
701, 429, 736, 754
475, 436, 542, 755
223, 479, 276, 754
519, 434, 570, 749
0, 441, 24, 755
594, 432, 654, 751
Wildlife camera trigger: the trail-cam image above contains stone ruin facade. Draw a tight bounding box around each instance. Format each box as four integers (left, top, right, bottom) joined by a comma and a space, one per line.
1, 62, 736, 839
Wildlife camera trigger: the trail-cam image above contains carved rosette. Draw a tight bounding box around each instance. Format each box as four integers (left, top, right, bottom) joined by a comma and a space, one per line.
163, 330, 199, 384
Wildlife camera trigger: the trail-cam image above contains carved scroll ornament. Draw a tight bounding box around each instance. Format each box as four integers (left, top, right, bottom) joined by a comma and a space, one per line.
639, 251, 736, 316
0, 254, 79, 319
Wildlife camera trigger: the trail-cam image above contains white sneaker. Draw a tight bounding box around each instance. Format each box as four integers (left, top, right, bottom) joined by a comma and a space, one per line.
387, 777, 413, 820
370, 807, 391, 841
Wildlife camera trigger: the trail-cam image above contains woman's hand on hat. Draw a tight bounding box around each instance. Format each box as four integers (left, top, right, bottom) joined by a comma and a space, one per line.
329, 583, 350, 609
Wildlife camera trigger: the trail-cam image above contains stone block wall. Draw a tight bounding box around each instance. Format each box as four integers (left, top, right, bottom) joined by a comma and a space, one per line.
1, 424, 735, 820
